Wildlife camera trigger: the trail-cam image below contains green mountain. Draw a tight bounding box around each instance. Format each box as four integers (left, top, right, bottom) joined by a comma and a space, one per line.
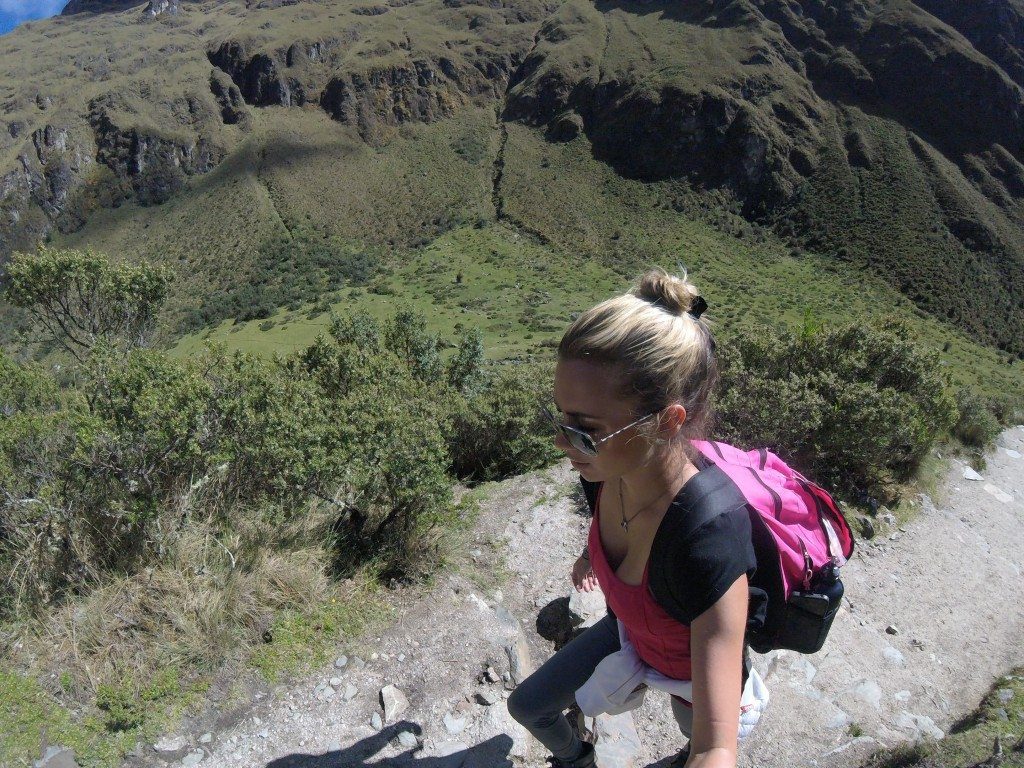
0, 0, 1022, 362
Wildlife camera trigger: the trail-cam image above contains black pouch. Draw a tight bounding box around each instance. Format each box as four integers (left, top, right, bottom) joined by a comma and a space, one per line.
775, 573, 844, 654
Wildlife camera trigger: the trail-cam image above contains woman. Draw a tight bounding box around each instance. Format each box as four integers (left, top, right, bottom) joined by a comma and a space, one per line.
507, 268, 756, 768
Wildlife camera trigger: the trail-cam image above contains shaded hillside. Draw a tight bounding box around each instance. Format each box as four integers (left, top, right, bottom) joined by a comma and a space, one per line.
503, 0, 1024, 355
0, 0, 1022, 355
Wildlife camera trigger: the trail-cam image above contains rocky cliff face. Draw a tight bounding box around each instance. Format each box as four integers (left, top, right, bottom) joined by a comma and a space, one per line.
0, 78, 229, 257
62, 0, 181, 15
0, 0, 547, 256
207, 36, 519, 144
61, 0, 148, 14
88, 94, 224, 204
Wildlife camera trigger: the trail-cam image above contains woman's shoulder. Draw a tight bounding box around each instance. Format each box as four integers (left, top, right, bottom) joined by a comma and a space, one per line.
656, 467, 752, 548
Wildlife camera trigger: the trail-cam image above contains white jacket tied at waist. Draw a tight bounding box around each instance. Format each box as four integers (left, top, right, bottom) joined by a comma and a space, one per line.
574, 619, 770, 740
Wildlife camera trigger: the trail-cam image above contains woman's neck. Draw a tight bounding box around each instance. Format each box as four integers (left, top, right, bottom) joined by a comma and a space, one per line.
618, 448, 697, 516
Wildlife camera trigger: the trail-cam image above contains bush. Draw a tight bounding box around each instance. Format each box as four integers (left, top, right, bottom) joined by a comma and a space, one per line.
715, 320, 956, 498
447, 363, 561, 482
985, 393, 1022, 427
952, 388, 1001, 448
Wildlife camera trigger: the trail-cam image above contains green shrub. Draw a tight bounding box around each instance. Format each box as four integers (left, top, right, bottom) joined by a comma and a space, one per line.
6, 247, 171, 359
447, 363, 560, 482
716, 320, 956, 497
447, 327, 486, 395
96, 683, 145, 732
985, 393, 1022, 427
952, 388, 1002, 448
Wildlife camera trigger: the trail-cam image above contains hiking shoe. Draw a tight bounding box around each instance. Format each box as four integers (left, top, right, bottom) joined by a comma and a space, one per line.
546, 741, 596, 768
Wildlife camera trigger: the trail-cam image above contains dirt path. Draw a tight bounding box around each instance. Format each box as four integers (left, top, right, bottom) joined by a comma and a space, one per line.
131, 428, 1024, 768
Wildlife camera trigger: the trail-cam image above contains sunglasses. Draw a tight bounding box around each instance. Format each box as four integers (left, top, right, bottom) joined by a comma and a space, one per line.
541, 406, 657, 456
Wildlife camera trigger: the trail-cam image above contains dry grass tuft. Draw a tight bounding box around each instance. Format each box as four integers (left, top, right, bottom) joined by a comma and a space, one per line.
37, 508, 333, 702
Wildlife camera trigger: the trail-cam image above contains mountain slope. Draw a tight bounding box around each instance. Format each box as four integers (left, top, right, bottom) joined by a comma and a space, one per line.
0, 0, 1022, 357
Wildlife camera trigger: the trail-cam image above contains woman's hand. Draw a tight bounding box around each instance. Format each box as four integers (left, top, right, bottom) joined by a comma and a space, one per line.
572, 555, 599, 592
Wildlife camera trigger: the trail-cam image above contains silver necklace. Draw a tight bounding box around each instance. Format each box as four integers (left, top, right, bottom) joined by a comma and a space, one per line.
618, 478, 647, 532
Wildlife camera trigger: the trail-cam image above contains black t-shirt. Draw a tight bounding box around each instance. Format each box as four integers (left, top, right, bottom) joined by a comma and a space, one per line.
581, 465, 757, 626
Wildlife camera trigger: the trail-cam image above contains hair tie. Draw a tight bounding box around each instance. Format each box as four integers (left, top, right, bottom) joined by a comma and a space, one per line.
688, 296, 708, 320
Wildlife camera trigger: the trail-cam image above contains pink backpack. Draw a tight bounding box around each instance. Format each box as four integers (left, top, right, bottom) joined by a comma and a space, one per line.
693, 440, 856, 654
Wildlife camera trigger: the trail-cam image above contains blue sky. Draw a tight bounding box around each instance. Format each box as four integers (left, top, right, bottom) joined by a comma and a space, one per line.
0, 1, 68, 35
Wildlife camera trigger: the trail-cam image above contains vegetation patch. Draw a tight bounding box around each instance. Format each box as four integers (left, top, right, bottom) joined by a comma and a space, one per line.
862, 669, 1024, 768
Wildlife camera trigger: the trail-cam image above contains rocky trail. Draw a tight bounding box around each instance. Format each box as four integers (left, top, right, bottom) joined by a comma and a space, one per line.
43, 428, 1023, 768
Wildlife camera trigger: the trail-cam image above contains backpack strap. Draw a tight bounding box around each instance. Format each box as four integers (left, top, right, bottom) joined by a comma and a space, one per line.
669, 463, 749, 540
580, 477, 600, 514
649, 463, 756, 633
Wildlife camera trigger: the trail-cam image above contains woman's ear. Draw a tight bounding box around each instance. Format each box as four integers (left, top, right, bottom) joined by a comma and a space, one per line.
660, 404, 688, 438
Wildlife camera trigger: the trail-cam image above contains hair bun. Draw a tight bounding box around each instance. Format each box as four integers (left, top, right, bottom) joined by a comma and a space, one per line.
633, 268, 701, 316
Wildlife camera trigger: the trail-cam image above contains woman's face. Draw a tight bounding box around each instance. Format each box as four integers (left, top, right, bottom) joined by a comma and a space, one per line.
552, 357, 655, 483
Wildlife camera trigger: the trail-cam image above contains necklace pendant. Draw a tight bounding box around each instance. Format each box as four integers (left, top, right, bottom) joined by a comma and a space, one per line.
621, 519, 629, 532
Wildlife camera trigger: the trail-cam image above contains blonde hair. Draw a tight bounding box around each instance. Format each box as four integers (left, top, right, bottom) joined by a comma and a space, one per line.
558, 268, 717, 441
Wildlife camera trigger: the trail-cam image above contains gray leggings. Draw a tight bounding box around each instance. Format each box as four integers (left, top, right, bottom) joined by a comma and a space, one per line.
507, 614, 692, 760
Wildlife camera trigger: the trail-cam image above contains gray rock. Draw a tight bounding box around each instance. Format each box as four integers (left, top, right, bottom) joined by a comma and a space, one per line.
397, 731, 419, 748
885, 624, 899, 635
822, 736, 878, 758
568, 587, 607, 629
984, 484, 1013, 503
381, 684, 410, 722
493, 604, 520, 636
181, 750, 204, 767
344, 683, 358, 700
430, 742, 469, 764
476, 689, 500, 706
1004, 449, 1021, 459
896, 712, 944, 740
851, 679, 883, 711
505, 635, 533, 688
258, 729, 269, 739
484, 666, 501, 684
826, 711, 850, 729
334, 655, 348, 669
594, 711, 643, 767
884, 647, 905, 665
964, 466, 983, 481
370, 712, 383, 730
329, 677, 343, 688
444, 712, 467, 734
790, 656, 817, 683
997, 688, 1014, 703
994, 707, 1009, 721
314, 682, 336, 701
198, 733, 212, 745
351, 656, 366, 669
154, 736, 187, 753
327, 739, 342, 752
34, 746, 79, 768
485, 701, 531, 759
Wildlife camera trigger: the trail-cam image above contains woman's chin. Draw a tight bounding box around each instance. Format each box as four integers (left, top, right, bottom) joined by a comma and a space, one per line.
570, 459, 595, 478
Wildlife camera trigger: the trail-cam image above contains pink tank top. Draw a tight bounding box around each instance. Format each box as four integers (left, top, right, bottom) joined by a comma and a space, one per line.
587, 484, 693, 681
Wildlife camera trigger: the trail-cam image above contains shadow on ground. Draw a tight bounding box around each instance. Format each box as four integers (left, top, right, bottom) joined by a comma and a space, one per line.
265, 721, 513, 767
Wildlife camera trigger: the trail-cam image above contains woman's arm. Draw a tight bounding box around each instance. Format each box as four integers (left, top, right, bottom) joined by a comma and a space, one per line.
685, 573, 749, 768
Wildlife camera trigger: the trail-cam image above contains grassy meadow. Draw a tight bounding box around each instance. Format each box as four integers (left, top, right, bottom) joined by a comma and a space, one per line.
135, 119, 1024, 403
